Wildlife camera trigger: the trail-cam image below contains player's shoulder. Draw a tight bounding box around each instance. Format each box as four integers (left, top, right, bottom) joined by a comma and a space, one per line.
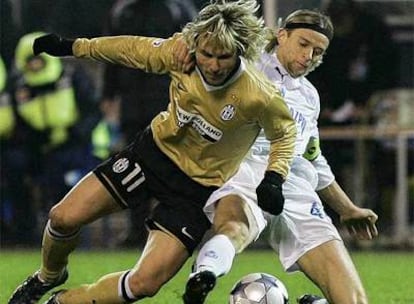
256, 51, 274, 67
301, 76, 319, 97
301, 76, 316, 90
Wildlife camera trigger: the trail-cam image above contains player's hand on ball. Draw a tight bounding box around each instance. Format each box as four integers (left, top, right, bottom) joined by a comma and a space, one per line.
340, 208, 378, 240
256, 171, 285, 215
33, 34, 74, 56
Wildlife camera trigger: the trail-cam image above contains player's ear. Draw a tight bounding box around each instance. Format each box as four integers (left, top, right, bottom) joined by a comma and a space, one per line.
277, 29, 288, 44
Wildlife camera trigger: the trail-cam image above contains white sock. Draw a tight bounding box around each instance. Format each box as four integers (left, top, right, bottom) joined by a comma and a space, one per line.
194, 234, 236, 277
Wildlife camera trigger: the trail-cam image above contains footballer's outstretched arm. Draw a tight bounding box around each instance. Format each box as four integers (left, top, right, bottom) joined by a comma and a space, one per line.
318, 181, 378, 240
33, 33, 178, 74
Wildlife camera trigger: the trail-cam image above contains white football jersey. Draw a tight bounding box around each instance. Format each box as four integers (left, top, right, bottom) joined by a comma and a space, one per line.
249, 51, 335, 190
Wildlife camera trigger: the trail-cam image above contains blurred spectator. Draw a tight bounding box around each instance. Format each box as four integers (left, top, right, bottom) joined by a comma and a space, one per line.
101, 0, 197, 247
91, 98, 123, 161
1, 51, 45, 245
86, 98, 126, 248
0, 54, 29, 245
310, 0, 398, 125
7, 32, 99, 240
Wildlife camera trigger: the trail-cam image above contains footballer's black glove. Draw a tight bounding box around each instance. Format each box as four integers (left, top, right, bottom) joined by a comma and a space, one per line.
256, 171, 285, 215
33, 34, 75, 56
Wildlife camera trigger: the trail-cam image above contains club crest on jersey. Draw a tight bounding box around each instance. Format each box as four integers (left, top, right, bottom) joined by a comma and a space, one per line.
152, 39, 165, 47
220, 104, 235, 121
113, 158, 130, 173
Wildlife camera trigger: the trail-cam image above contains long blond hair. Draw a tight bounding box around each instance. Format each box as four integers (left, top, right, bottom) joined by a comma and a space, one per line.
182, 0, 268, 61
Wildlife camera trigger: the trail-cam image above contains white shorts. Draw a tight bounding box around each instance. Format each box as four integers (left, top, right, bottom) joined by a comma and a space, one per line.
205, 155, 342, 269
204, 159, 268, 253
267, 170, 342, 272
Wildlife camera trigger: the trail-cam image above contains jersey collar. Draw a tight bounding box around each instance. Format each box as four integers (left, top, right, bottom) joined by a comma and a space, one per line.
196, 58, 246, 92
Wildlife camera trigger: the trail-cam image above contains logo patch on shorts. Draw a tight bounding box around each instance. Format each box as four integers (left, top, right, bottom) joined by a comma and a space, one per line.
310, 201, 324, 219
112, 158, 130, 173
181, 227, 194, 240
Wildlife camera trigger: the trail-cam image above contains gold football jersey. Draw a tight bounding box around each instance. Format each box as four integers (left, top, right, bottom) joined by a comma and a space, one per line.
74, 34, 296, 186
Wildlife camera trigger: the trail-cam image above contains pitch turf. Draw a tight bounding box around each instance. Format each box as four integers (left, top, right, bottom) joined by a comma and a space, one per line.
1, 249, 413, 303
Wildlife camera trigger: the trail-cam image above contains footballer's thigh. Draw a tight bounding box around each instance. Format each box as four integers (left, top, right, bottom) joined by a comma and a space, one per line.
206, 160, 267, 252
49, 172, 122, 232
213, 195, 258, 252
214, 195, 249, 232
297, 240, 367, 304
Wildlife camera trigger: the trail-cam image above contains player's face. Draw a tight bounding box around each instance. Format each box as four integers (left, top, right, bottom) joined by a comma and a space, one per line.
195, 36, 239, 86
277, 28, 329, 78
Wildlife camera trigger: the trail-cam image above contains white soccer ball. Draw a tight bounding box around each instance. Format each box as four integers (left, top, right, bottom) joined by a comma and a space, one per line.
228, 272, 289, 304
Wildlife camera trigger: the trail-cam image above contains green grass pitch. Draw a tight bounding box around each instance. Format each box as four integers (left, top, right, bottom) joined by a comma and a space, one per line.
1, 249, 413, 303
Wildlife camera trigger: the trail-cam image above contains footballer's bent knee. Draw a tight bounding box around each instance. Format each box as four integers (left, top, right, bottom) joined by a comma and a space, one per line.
214, 220, 250, 251
48, 205, 81, 233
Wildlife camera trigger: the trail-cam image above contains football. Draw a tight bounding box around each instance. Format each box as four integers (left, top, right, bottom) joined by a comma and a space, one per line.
229, 272, 289, 304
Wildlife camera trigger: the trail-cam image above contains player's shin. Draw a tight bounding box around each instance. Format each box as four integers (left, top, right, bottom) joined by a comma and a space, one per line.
40, 220, 80, 282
